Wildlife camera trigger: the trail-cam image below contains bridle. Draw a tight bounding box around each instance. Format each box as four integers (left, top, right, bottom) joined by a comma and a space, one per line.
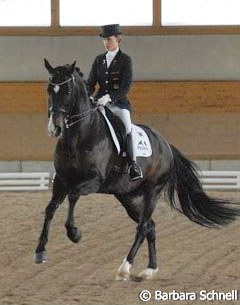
49, 76, 74, 88
48, 74, 98, 129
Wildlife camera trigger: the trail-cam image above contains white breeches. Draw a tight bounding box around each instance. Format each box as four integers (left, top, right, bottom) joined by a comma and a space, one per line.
107, 104, 132, 135
107, 103, 137, 161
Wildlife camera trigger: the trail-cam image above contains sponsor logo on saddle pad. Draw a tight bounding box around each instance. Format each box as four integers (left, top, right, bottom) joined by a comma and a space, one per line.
98, 107, 152, 157
133, 125, 152, 157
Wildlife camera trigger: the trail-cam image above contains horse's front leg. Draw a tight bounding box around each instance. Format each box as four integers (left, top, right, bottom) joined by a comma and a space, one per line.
65, 192, 81, 243
34, 175, 67, 264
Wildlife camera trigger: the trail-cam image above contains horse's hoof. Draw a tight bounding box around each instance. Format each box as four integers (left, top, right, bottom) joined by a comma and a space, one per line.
34, 251, 47, 264
115, 258, 132, 281
138, 268, 158, 280
115, 273, 130, 281
67, 228, 82, 243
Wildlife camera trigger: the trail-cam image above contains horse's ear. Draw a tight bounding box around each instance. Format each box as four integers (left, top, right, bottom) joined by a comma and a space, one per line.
69, 60, 76, 74
44, 58, 54, 74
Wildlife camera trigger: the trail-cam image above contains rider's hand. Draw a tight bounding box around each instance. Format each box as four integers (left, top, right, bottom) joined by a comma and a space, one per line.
97, 94, 111, 106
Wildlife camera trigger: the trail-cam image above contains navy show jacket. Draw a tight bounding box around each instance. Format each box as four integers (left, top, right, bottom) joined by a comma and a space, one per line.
87, 49, 132, 111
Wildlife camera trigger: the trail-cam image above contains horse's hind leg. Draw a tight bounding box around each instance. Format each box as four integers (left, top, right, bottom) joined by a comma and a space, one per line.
138, 219, 158, 280
34, 175, 67, 264
65, 192, 81, 243
115, 191, 158, 280
114, 193, 139, 280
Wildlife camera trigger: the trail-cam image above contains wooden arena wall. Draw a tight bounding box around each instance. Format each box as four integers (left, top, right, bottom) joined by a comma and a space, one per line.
0, 81, 239, 160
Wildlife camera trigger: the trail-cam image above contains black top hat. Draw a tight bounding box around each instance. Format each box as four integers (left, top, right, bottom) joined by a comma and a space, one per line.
99, 24, 122, 38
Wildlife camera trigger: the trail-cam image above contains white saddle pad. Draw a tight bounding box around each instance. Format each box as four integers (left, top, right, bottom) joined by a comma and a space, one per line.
98, 107, 152, 158
132, 124, 152, 157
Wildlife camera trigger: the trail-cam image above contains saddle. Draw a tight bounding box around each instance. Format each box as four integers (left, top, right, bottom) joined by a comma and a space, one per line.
103, 107, 127, 154
98, 106, 152, 158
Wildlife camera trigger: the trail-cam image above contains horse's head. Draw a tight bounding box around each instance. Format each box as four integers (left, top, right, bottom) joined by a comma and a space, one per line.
45, 58, 83, 137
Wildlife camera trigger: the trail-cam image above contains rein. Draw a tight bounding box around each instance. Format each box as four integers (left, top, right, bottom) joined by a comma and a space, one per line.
64, 107, 98, 128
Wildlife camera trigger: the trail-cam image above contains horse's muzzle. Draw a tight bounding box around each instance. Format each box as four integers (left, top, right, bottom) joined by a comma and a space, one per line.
48, 113, 64, 137
53, 126, 62, 137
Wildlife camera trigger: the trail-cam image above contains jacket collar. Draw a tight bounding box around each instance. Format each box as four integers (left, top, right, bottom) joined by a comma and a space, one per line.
104, 49, 122, 70
106, 49, 122, 70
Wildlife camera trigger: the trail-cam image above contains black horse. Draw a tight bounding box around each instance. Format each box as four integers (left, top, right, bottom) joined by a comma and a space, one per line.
35, 59, 240, 280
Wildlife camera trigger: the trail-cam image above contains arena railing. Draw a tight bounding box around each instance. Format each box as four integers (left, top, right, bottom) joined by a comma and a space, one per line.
199, 171, 240, 190
0, 172, 50, 191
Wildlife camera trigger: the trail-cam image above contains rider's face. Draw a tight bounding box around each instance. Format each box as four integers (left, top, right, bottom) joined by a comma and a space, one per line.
103, 36, 119, 51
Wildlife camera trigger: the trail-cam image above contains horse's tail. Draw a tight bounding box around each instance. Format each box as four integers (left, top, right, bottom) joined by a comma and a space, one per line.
164, 144, 240, 227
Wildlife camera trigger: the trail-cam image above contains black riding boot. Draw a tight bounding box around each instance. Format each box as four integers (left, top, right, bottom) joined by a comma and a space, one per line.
126, 133, 143, 181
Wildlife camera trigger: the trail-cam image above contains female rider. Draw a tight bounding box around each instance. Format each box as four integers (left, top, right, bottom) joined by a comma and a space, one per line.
87, 24, 142, 181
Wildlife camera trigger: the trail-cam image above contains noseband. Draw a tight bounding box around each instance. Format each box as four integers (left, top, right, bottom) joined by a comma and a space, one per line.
48, 74, 97, 129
